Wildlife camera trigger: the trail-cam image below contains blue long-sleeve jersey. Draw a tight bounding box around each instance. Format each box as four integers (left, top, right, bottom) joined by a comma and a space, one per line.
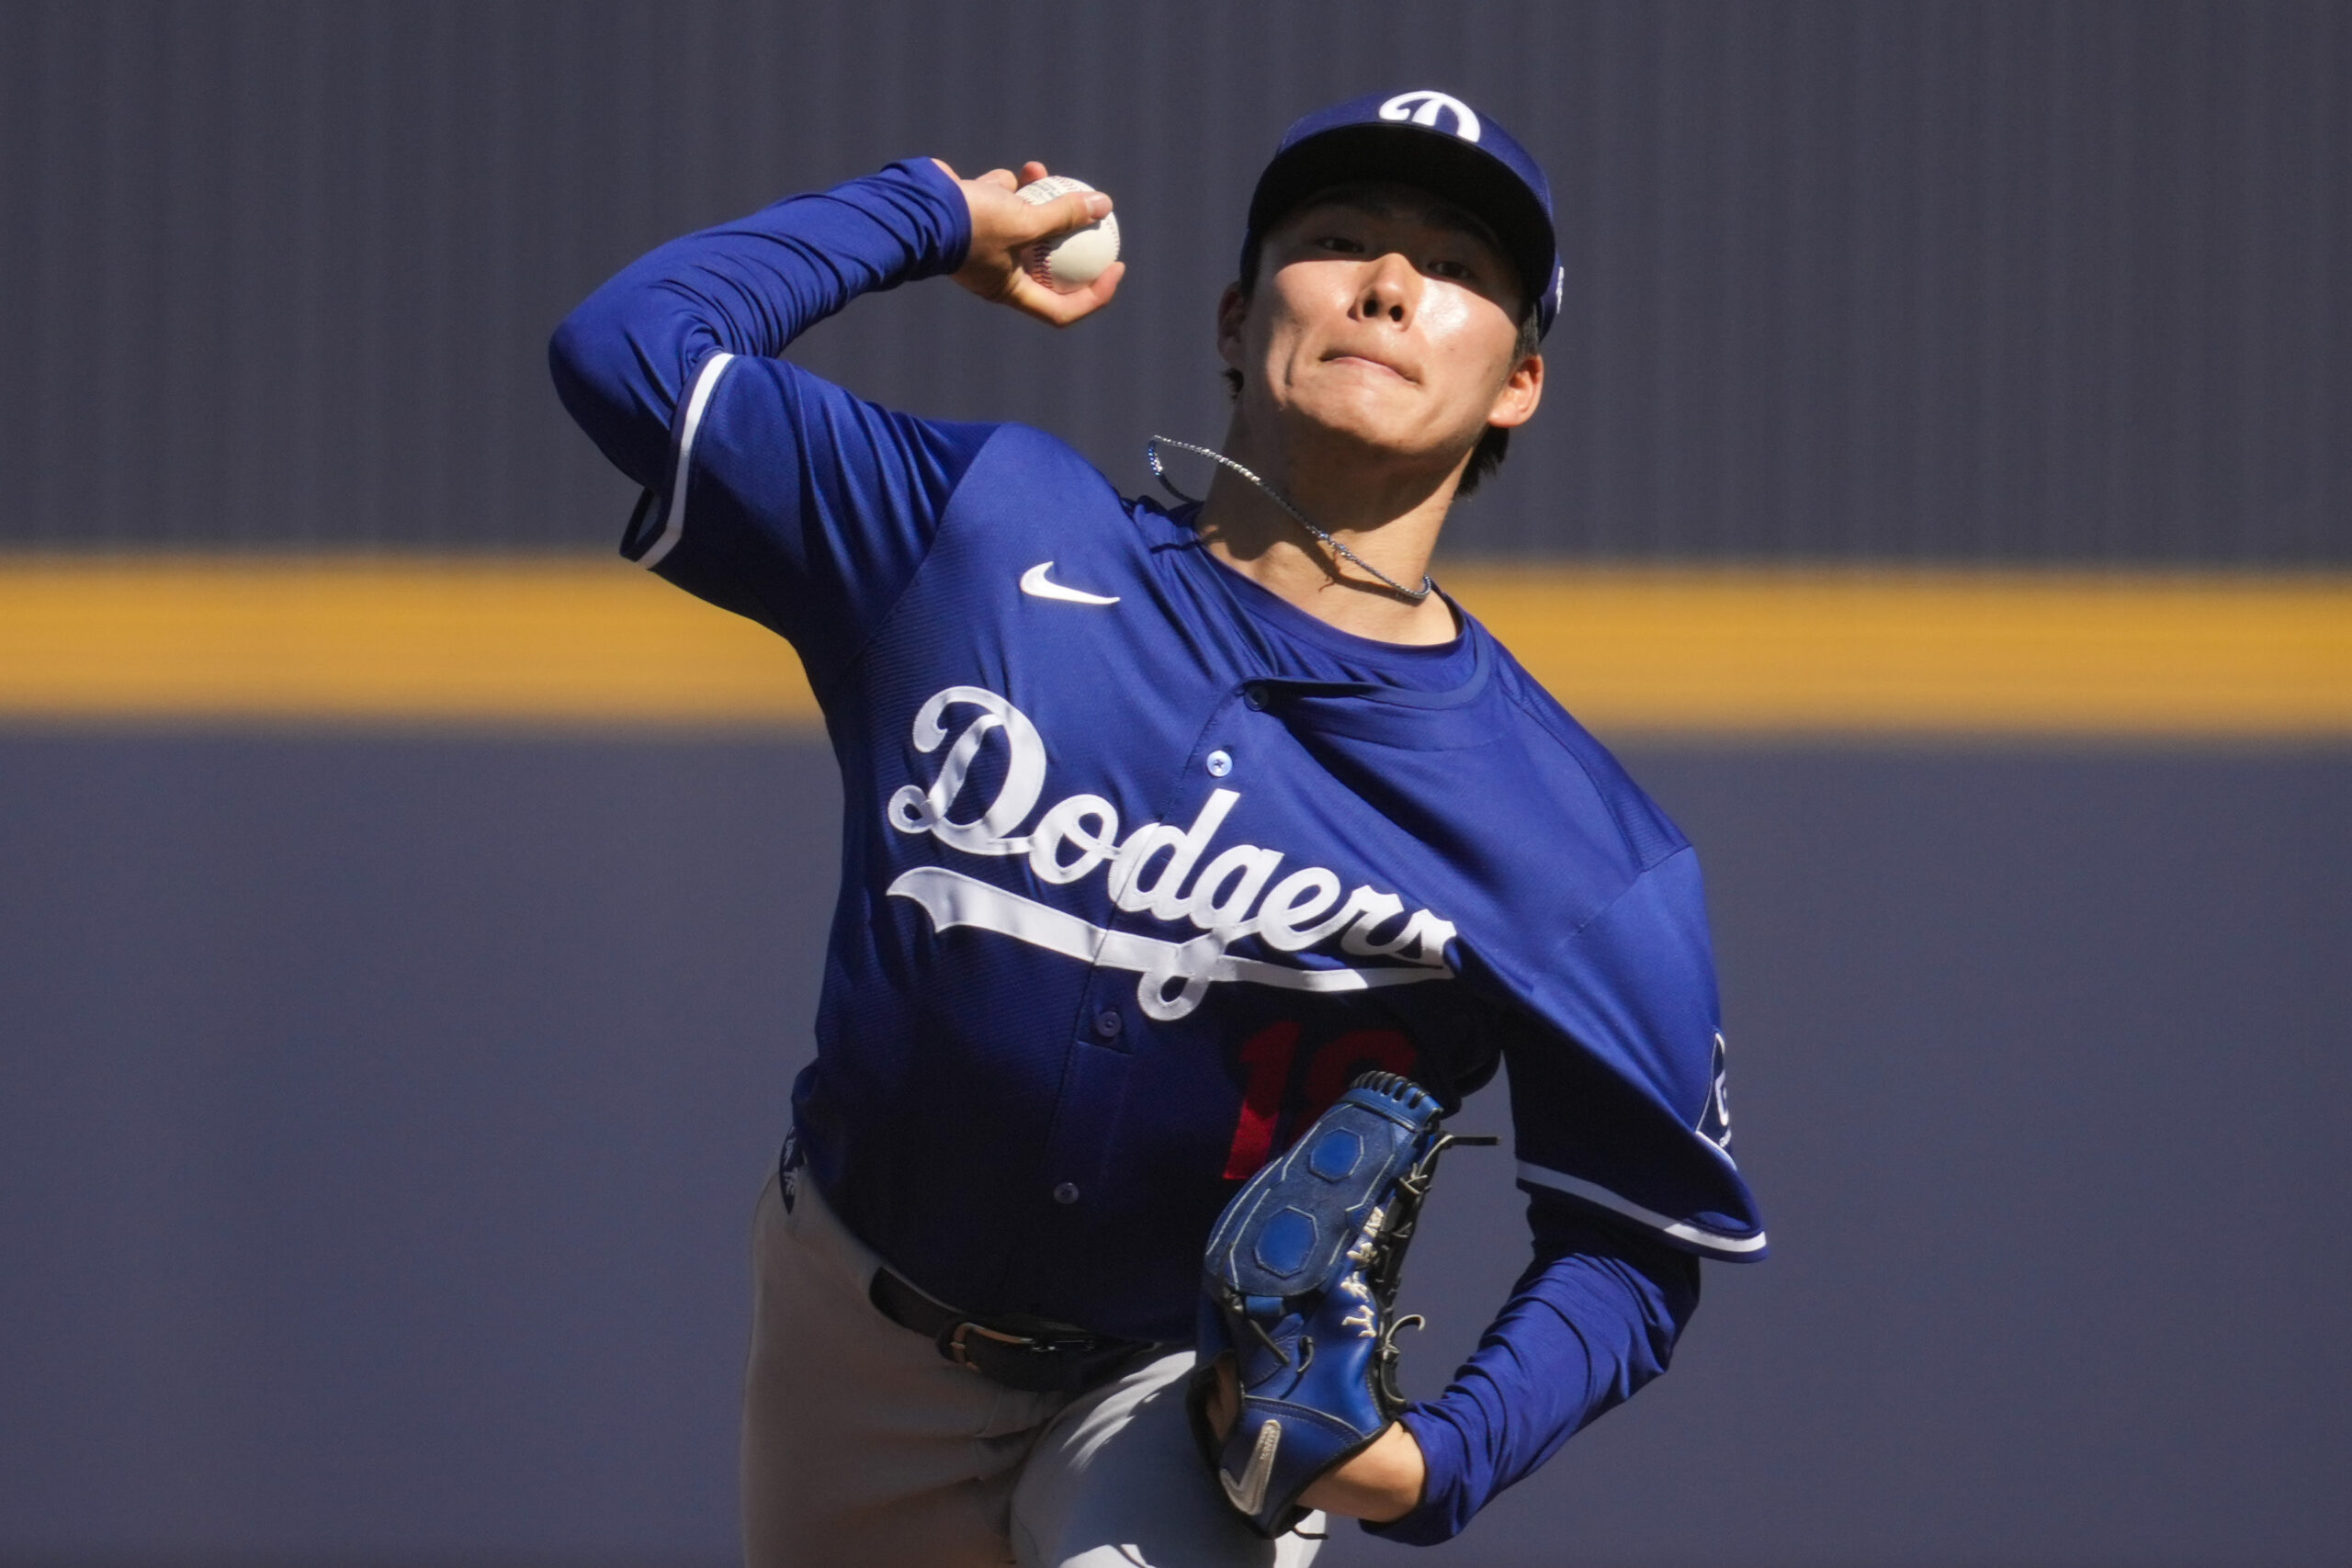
549, 158, 1762, 1543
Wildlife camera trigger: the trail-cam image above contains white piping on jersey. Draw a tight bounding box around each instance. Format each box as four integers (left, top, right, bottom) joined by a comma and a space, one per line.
885, 684, 1458, 1021
889, 866, 1453, 1022
639, 351, 735, 571
1515, 1160, 1768, 1256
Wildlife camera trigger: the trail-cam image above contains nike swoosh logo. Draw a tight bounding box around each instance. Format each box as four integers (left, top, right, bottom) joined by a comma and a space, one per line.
1220, 1417, 1281, 1517
1020, 561, 1120, 605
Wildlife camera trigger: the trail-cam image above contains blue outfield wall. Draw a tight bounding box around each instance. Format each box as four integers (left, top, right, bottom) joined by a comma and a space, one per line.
2, 734, 2347, 1566
2, 0, 2345, 562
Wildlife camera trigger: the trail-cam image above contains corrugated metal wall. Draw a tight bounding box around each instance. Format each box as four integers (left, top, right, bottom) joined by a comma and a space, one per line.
1, 0, 2344, 560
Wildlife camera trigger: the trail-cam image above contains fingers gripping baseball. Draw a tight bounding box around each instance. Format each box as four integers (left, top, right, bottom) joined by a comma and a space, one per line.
937, 159, 1125, 326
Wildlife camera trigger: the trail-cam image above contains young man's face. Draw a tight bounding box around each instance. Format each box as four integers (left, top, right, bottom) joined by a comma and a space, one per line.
1218, 181, 1543, 476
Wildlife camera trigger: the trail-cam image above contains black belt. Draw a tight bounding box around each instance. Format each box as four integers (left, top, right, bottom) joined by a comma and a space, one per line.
866, 1266, 1152, 1393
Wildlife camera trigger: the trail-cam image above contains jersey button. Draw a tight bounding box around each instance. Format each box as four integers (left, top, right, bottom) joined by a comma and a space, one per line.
1053, 1182, 1081, 1205
1093, 1010, 1123, 1039
1243, 683, 1270, 711
1204, 749, 1233, 777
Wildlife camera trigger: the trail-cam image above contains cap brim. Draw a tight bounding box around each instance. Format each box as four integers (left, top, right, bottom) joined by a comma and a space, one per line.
1246, 122, 1555, 322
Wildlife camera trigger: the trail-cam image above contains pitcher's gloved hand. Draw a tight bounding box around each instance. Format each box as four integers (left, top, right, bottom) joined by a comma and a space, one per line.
1189, 1071, 1495, 1537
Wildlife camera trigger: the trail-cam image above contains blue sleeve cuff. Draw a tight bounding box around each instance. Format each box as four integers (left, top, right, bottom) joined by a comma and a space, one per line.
1368, 1404, 1478, 1546
889, 156, 973, 276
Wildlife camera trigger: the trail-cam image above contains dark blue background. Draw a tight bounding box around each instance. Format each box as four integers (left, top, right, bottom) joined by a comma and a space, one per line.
2, 0, 2344, 560
4, 734, 2344, 1565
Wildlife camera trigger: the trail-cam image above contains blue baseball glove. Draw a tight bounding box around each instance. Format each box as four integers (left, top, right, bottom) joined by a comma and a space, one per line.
1192, 1070, 1494, 1537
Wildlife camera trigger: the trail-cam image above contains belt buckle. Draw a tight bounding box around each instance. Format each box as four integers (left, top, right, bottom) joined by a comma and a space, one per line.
946, 1319, 1039, 1372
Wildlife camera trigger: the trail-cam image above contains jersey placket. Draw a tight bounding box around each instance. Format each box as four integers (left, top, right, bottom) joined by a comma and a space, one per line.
1030, 683, 1268, 1234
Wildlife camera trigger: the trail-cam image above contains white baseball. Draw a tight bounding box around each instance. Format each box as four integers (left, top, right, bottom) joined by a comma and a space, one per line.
1015, 175, 1121, 292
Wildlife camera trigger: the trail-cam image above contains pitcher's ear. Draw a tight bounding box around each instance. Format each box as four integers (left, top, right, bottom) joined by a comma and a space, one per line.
1487, 349, 1544, 432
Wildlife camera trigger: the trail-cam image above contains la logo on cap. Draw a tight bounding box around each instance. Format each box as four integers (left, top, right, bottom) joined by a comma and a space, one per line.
1378, 90, 1481, 142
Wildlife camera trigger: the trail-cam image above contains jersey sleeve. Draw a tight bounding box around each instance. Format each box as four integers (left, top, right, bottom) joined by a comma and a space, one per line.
1506, 845, 1766, 1261
548, 158, 996, 694
1373, 1197, 1702, 1545
1367, 828, 1758, 1540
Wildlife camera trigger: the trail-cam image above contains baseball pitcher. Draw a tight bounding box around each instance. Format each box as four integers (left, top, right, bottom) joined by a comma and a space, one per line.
550, 88, 1764, 1568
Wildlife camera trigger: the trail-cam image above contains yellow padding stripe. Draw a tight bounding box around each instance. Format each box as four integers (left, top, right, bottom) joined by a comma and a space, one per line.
0, 556, 811, 728
1452, 567, 2352, 737
1, 556, 2346, 737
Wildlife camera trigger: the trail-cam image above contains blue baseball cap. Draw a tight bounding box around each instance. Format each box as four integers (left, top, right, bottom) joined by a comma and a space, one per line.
1241, 89, 1564, 338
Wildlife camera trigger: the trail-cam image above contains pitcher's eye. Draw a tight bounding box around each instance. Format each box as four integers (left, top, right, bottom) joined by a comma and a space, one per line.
1314, 233, 1367, 254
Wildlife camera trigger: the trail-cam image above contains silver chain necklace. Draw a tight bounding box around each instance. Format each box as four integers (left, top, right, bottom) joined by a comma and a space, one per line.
1146, 435, 1437, 604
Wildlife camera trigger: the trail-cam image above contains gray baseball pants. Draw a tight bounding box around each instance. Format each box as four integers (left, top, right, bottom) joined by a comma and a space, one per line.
741, 1168, 1326, 1568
